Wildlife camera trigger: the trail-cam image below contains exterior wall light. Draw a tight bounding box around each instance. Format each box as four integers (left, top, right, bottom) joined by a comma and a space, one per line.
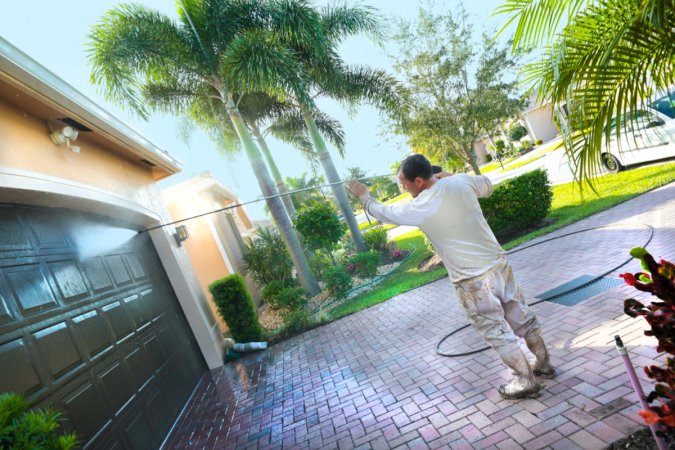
49, 126, 80, 153
174, 224, 189, 246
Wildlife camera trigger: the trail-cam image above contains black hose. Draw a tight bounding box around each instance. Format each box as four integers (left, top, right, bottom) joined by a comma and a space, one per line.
435, 224, 654, 357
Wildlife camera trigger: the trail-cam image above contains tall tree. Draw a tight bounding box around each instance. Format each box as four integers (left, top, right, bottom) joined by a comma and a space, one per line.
87, 0, 322, 295
390, 6, 523, 174
495, 0, 675, 183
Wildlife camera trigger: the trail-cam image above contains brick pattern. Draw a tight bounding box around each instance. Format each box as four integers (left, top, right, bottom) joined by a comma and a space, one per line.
163, 183, 675, 449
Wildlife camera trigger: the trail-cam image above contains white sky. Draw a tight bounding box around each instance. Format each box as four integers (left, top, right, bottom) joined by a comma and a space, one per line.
1, 0, 508, 220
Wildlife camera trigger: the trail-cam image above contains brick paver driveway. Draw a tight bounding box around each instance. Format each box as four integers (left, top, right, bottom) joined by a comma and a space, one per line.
164, 183, 675, 450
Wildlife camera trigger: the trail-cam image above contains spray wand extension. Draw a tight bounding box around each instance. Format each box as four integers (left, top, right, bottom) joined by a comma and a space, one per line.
140, 174, 394, 233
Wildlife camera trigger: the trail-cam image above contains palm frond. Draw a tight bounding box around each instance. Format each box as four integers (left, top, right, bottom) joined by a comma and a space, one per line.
493, 0, 588, 53
321, 2, 384, 44
87, 3, 205, 118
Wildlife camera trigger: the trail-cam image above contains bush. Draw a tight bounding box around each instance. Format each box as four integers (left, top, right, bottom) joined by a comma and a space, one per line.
621, 248, 675, 429
294, 202, 344, 253
508, 124, 528, 142
262, 282, 306, 311
348, 251, 381, 278
521, 139, 531, 148
363, 227, 388, 252
484, 154, 493, 163
242, 227, 293, 287
323, 266, 353, 299
480, 169, 553, 240
0, 392, 78, 449
209, 274, 263, 342
535, 139, 543, 145
280, 308, 313, 335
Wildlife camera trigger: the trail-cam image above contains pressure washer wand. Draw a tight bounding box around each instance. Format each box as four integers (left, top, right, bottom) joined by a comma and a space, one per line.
614, 335, 668, 450
142, 174, 394, 232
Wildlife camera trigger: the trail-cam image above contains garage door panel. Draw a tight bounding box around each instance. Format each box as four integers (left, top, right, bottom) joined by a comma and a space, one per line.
0, 292, 14, 325
5, 264, 57, 315
82, 258, 114, 292
33, 322, 85, 381
124, 413, 155, 450
124, 346, 153, 389
24, 210, 70, 251
72, 310, 113, 360
0, 338, 42, 394
105, 255, 132, 286
102, 301, 136, 344
0, 208, 31, 252
124, 254, 147, 281
123, 293, 149, 330
47, 260, 89, 302
63, 381, 110, 441
98, 361, 135, 417
143, 383, 171, 436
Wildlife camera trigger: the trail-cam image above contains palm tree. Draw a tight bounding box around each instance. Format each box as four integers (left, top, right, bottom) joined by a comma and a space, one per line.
88, 0, 322, 295
283, 4, 405, 252
495, 0, 675, 184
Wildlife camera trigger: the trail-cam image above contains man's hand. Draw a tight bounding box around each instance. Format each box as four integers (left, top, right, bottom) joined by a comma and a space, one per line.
347, 180, 368, 197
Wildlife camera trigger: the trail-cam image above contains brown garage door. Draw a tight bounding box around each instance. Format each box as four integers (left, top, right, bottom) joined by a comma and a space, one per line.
0, 204, 207, 449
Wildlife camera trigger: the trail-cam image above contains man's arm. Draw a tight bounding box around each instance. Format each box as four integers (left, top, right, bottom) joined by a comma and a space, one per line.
347, 181, 427, 227
471, 175, 493, 198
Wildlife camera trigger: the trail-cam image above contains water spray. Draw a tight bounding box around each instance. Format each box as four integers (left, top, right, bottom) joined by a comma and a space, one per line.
141, 174, 394, 233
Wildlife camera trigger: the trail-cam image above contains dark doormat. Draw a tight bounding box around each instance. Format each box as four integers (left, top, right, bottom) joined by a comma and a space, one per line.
535, 274, 624, 306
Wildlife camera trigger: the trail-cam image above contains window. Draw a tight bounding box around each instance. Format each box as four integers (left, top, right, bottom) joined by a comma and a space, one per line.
651, 92, 675, 119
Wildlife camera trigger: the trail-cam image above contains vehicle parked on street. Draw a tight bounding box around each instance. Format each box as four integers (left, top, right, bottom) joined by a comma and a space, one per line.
602, 91, 675, 172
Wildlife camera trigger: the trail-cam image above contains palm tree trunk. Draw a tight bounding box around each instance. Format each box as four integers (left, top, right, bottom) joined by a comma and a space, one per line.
224, 97, 320, 296
250, 123, 296, 218
302, 109, 366, 252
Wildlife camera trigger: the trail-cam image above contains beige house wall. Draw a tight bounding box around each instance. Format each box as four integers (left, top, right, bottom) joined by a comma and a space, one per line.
523, 104, 559, 142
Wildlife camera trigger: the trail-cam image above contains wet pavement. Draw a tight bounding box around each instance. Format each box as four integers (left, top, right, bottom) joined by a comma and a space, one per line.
163, 182, 675, 450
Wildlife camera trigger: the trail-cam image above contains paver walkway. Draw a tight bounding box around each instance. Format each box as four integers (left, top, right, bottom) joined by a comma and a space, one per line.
163, 182, 675, 450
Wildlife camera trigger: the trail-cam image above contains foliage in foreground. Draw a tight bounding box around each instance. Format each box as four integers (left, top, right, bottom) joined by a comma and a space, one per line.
621, 247, 675, 429
0, 392, 77, 449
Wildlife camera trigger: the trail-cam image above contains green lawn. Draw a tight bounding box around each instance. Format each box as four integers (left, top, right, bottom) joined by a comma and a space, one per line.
329, 161, 675, 320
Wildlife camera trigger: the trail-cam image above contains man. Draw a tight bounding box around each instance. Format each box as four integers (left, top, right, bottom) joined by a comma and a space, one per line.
348, 154, 555, 399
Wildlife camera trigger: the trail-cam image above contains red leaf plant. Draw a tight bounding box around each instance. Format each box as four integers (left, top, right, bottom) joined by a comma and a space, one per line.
620, 246, 675, 430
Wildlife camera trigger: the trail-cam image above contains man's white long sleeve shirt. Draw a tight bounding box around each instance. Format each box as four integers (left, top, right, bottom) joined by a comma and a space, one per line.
360, 174, 506, 283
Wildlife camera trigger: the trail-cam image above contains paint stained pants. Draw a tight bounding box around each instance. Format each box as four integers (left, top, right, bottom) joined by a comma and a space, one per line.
454, 259, 540, 356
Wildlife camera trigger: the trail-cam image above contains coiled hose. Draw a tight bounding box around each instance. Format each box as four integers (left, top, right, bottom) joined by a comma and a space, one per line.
435, 224, 654, 357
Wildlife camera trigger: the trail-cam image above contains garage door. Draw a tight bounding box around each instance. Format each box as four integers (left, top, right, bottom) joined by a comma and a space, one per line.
0, 204, 207, 449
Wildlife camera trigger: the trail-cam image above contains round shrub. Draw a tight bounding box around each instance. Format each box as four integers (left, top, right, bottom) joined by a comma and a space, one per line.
323, 266, 353, 299
363, 227, 388, 252
265, 284, 306, 311
508, 124, 528, 142
479, 168, 553, 240
294, 202, 344, 252
209, 274, 263, 342
535, 139, 543, 145
348, 251, 381, 278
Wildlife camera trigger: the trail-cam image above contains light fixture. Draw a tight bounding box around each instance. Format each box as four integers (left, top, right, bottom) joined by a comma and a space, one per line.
174, 224, 189, 246
49, 126, 80, 153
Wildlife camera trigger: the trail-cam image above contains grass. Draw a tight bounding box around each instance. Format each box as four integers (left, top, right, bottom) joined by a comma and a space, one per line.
329, 161, 675, 320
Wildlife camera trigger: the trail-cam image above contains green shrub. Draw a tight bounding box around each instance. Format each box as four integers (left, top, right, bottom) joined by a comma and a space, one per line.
263, 282, 306, 311
323, 266, 353, 299
280, 308, 313, 335
363, 227, 388, 252
535, 139, 543, 145
242, 227, 293, 287
484, 154, 493, 163
480, 169, 553, 240
294, 202, 344, 253
508, 124, 528, 141
209, 274, 263, 342
348, 251, 381, 278
0, 392, 78, 449
307, 251, 332, 279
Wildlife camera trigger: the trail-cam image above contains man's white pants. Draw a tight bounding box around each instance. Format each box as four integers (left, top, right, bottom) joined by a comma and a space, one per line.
454, 259, 540, 356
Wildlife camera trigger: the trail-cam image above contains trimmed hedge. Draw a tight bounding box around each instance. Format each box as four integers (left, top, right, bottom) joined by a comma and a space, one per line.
480, 169, 553, 240
209, 274, 262, 342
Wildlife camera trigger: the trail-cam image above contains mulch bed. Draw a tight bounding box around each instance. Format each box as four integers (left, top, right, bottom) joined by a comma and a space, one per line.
606, 427, 675, 449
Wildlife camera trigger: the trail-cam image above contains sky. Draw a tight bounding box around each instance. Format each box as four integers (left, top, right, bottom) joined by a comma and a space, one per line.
0, 0, 508, 220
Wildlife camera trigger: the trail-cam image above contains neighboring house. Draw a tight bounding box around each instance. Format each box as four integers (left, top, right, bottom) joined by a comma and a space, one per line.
0, 37, 225, 449
162, 173, 258, 333
521, 90, 560, 143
